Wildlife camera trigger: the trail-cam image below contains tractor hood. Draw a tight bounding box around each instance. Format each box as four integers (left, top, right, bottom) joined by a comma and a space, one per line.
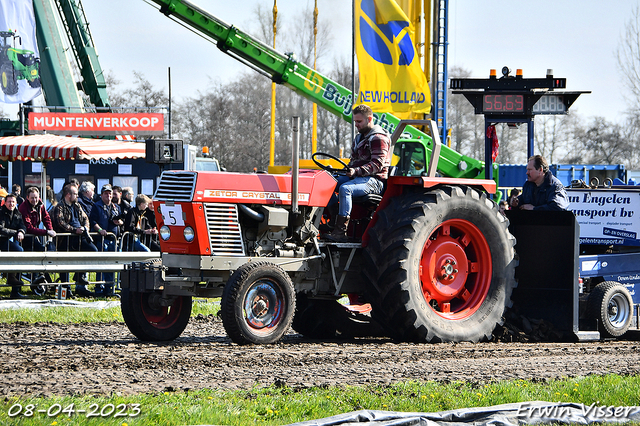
191, 169, 337, 207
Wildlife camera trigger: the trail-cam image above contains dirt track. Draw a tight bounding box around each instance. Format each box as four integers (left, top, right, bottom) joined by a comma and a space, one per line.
2, 316, 640, 397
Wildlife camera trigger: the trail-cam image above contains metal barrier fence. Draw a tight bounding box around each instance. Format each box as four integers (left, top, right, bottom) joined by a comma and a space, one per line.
0, 231, 160, 295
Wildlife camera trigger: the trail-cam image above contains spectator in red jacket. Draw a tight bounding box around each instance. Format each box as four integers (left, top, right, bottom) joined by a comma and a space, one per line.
19, 187, 56, 252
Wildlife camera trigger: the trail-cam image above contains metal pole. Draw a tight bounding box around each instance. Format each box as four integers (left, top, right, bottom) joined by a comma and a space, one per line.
168, 67, 172, 139
351, 0, 356, 144
527, 119, 535, 159
484, 117, 493, 181
291, 116, 300, 214
19, 104, 25, 136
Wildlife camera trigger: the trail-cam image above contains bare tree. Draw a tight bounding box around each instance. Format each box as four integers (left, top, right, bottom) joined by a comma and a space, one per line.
571, 117, 630, 165
533, 114, 582, 164
617, 5, 640, 113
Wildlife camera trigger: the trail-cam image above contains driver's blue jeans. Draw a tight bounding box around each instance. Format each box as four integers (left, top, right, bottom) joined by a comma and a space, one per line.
329, 175, 384, 217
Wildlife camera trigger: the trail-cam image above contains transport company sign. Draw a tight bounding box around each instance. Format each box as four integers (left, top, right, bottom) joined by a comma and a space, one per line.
29, 113, 164, 136
567, 188, 640, 246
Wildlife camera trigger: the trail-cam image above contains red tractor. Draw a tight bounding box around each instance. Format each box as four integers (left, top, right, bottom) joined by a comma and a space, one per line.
121, 121, 517, 344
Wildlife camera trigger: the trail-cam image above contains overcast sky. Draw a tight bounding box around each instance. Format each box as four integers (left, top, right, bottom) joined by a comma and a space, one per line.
4, 0, 638, 124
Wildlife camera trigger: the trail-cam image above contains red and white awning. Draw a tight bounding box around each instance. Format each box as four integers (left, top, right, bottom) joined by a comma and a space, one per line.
0, 134, 146, 161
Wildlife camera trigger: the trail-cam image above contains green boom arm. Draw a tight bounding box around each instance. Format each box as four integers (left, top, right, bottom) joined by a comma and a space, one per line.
147, 0, 489, 179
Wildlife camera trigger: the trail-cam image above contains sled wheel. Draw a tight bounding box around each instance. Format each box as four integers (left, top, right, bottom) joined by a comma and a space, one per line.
363, 185, 517, 343
221, 261, 295, 344
121, 288, 192, 341
586, 281, 633, 338
0, 63, 18, 95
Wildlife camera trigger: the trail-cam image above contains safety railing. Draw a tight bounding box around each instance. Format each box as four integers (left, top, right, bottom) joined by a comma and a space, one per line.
118, 231, 160, 252
0, 232, 160, 294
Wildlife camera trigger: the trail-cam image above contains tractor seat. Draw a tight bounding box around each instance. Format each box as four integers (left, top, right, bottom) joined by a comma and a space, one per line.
353, 193, 383, 207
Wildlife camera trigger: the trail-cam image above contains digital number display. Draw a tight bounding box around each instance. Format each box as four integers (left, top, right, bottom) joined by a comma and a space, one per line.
532, 95, 566, 114
483, 94, 524, 113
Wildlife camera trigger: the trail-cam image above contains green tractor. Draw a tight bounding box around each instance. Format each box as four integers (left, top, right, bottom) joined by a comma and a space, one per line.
0, 30, 40, 96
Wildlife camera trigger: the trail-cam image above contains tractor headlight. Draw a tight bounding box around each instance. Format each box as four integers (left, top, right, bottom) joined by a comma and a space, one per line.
183, 226, 195, 242
160, 225, 171, 241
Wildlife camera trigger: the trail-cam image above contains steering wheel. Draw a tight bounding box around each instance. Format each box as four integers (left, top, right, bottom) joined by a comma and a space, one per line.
312, 152, 350, 175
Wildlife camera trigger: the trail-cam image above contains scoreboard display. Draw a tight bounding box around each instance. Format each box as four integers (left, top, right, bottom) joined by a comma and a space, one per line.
482, 94, 524, 114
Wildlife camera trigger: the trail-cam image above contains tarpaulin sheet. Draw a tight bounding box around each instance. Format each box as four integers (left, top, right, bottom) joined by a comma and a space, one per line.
287, 402, 640, 426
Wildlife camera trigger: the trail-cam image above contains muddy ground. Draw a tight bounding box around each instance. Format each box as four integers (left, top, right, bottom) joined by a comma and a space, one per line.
1, 316, 640, 397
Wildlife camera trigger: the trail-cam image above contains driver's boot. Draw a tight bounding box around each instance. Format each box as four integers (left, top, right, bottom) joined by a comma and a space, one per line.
324, 215, 350, 242
319, 204, 339, 232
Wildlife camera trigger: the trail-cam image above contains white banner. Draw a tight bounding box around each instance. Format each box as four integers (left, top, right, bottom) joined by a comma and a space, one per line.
0, 0, 42, 103
567, 188, 640, 246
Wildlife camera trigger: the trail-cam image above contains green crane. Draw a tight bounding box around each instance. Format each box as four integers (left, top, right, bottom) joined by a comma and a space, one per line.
146, 0, 493, 181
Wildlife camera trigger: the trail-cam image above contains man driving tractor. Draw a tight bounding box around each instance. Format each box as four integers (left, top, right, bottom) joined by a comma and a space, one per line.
325, 104, 392, 242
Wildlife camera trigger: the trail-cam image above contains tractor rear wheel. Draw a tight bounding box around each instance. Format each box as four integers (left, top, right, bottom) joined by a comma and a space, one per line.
121, 289, 192, 341
221, 261, 295, 345
585, 281, 633, 338
363, 185, 517, 343
0, 63, 18, 95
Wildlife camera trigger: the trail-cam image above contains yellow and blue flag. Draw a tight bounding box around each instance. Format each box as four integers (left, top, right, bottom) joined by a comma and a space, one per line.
355, 0, 430, 114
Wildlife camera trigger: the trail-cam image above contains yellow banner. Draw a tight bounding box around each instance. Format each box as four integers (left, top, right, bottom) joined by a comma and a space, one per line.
355, 0, 431, 114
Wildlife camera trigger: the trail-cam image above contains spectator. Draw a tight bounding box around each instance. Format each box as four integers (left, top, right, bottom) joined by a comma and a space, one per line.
111, 186, 125, 235
45, 185, 57, 214
510, 155, 569, 211
498, 200, 508, 216
0, 193, 27, 299
77, 181, 96, 218
123, 194, 159, 252
143, 198, 160, 251
89, 184, 122, 297
12, 184, 24, 206
52, 183, 97, 297
0, 188, 7, 206
19, 187, 56, 251
508, 188, 521, 208
112, 186, 123, 205
120, 186, 133, 218
20, 187, 57, 291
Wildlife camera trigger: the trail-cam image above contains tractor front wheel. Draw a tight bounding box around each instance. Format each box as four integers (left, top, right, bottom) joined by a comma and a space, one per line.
121, 289, 192, 341
221, 261, 295, 345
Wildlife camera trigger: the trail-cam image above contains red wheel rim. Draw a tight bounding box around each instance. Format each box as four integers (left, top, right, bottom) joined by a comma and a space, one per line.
420, 219, 492, 320
242, 279, 285, 336
140, 293, 184, 330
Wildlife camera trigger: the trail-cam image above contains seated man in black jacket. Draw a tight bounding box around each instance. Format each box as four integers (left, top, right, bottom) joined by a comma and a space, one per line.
0, 193, 27, 298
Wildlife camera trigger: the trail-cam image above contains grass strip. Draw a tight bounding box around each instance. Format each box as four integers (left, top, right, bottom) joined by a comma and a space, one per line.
0, 298, 219, 323
0, 375, 638, 426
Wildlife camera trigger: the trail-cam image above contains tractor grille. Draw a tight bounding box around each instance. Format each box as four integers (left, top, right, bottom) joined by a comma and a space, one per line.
204, 203, 246, 256
154, 171, 197, 202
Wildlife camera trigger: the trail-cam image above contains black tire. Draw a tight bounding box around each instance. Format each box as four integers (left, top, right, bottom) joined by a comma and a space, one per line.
0, 63, 18, 95
121, 289, 192, 341
363, 185, 517, 343
292, 294, 385, 339
221, 261, 295, 344
28, 77, 41, 88
31, 275, 48, 296
585, 281, 633, 338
